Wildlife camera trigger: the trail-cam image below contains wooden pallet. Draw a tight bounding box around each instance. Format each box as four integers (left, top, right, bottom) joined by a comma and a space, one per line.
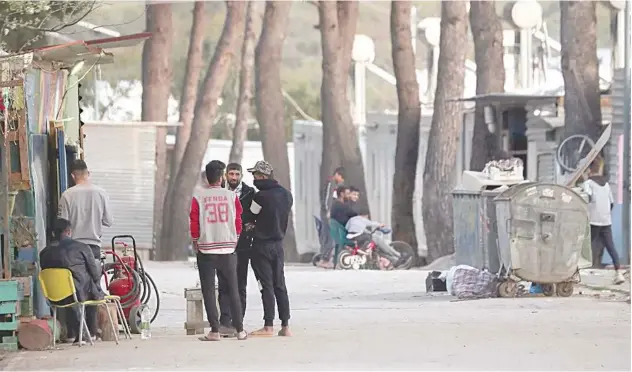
0, 280, 22, 351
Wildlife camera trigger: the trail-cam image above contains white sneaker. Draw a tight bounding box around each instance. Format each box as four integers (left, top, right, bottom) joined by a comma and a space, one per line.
613, 272, 625, 285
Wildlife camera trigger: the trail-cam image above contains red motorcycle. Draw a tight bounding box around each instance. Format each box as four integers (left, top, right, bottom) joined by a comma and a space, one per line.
336, 227, 415, 270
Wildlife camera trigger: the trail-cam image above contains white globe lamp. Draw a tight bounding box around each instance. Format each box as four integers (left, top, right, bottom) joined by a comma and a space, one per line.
511, 0, 543, 29
418, 17, 441, 47
352, 34, 376, 64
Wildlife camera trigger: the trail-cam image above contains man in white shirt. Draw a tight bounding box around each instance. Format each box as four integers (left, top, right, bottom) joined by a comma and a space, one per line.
582, 161, 624, 284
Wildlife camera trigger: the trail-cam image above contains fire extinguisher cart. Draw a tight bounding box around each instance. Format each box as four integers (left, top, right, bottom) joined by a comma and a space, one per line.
102, 235, 160, 334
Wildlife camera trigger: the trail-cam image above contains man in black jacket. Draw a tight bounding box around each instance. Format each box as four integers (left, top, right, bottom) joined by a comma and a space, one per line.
217, 163, 257, 335
40, 218, 104, 344
246, 160, 293, 337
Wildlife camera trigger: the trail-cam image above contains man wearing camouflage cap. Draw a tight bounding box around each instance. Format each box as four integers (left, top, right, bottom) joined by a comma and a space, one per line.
246, 160, 293, 337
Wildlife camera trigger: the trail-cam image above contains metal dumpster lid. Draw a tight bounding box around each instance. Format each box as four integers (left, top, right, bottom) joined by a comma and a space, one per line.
493, 182, 538, 200
494, 182, 587, 203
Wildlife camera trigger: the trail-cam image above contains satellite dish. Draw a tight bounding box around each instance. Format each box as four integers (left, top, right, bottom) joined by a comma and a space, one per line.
352, 34, 376, 63
511, 0, 543, 29
418, 17, 441, 47
606, 0, 625, 10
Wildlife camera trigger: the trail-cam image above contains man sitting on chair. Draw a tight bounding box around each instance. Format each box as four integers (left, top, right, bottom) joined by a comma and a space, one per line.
40, 218, 104, 344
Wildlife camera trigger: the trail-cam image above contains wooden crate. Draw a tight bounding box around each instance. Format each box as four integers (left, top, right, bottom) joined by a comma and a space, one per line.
183, 287, 219, 335
0, 280, 22, 302
0, 279, 22, 351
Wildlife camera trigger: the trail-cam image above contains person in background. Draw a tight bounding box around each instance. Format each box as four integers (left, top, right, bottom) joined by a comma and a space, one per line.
217, 163, 257, 336
582, 160, 625, 285
325, 167, 345, 217
347, 186, 360, 203
318, 186, 357, 269
347, 185, 361, 214
58, 159, 113, 260
345, 208, 411, 268
330, 185, 357, 227
190, 160, 248, 341
40, 218, 104, 345
246, 160, 293, 337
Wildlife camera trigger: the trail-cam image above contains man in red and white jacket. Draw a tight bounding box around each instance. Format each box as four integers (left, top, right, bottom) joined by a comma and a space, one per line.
190, 160, 247, 341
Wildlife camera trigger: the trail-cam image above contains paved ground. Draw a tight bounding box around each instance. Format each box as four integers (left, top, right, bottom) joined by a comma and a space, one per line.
2, 261, 630, 371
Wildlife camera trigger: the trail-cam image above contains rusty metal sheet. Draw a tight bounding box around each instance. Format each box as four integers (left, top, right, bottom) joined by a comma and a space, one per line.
85, 32, 151, 50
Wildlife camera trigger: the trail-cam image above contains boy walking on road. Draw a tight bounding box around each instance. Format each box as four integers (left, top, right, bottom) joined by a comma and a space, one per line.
190, 160, 248, 341
583, 160, 625, 285
247, 161, 293, 337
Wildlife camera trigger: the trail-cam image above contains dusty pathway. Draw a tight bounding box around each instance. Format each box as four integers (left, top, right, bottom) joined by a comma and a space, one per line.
2, 262, 630, 371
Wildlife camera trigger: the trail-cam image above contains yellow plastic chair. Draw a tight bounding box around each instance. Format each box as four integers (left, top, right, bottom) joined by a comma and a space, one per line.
39, 268, 120, 347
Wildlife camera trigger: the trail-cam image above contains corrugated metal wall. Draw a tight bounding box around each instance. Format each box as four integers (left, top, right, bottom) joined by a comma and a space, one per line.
364, 115, 398, 228
292, 121, 322, 254
83, 124, 156, 249
364, 113, 432, 253
536, 151, 557, 183
608, 68, 625, 200
606, 68, 629, 265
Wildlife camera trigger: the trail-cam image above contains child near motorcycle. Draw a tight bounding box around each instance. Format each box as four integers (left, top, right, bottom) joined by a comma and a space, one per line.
345, 209, 411, 268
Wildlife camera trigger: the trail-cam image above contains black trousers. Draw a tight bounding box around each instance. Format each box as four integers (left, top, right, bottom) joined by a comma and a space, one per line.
197, 253, 244, 333
218, 247, 252, 327
590, 224, 620, 270
251, 240, 290, 327
55, 296, 97, 341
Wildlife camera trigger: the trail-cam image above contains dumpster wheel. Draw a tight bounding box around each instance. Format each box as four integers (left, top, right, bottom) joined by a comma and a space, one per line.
541, 284, 555, 297
556, 282, 574, 297
498, 281, 518, 298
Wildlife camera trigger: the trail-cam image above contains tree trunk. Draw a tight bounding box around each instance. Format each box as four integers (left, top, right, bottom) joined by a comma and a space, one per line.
160, 1, 206, 261
319, 1, 368, 212
142, 2, 173, 261
560, 1, 602, 153
229, 1, 261, 164
160, 1, 246, 261
422, 1, 468, 262
255, 1, 298, 262
468, 0, 506, 171
170, 1, 206, 179
390, 0, 420, 257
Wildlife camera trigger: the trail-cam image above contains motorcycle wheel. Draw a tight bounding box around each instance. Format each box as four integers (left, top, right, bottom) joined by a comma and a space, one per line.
391, 241, 415, 270
337, 249, 358, 270
312, 253, 322, 267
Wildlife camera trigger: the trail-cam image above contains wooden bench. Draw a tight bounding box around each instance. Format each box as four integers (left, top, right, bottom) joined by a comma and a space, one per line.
184, 286, 219, 335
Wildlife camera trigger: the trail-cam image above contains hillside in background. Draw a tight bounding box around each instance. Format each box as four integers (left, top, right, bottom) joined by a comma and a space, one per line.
61, 1, 617, 122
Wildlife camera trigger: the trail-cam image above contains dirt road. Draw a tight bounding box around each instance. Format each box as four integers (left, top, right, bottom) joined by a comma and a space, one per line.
2, 262, 630, 370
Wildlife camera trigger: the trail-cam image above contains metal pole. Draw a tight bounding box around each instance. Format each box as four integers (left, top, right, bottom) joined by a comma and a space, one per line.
410, 6, 417, 56
354, 62, 362, 125
615, 9, 625, 69
519, 28, 533, 89
1, 98, 10, 279
94, 65, 99, 120
622, 0, 631, 265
